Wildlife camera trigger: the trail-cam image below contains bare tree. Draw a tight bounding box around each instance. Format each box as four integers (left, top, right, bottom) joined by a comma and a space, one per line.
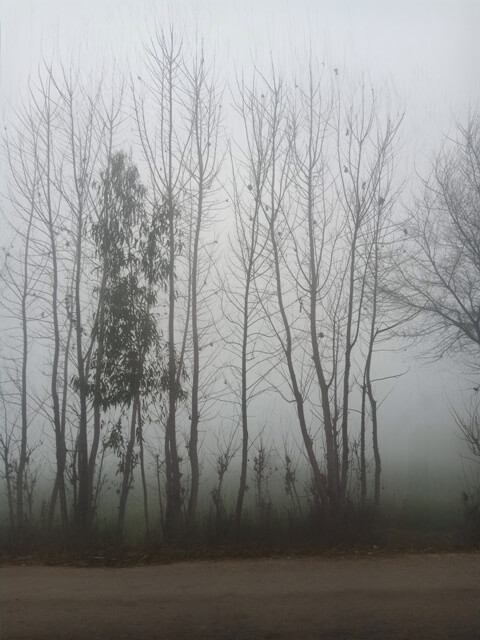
3, 103, 49, 533
0, 33, 416, 548
236, 63, 404, 521
239, 66, 331, 513
289, 64, 341, 510
47, 65, 109, 531
209, 429, 238, 537
134, 30, 223, 539
0, 381, 17, 532
360, 178, 404, 508
134, 30, 191, 539
226, 73, 277, 530
455, 397, 480, 462
455, 393, 480, 535
334, 84, 403, 506
25, 72, 71, 529
390, 114, 480, 363
183, 48, 222, 528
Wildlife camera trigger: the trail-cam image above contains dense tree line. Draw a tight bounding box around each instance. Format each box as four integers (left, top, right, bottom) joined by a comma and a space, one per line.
0, 31, 478, 547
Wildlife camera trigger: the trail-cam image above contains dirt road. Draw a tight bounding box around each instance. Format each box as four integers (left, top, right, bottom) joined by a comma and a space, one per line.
1, 553, 480, 639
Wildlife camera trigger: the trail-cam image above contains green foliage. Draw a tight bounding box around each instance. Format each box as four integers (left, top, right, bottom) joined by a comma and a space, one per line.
91, 152, 148, 277
88, 151, 172, 411
93, 274, 162, 408
103, 418, 125, 463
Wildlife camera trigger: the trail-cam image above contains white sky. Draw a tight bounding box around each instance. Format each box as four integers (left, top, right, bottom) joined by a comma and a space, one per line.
1, 0, 478, 487
2, 0, 479, 130
1, 0, 479, 174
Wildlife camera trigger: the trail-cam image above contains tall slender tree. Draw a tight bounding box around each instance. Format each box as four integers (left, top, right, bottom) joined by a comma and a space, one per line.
89, 151, 169, 538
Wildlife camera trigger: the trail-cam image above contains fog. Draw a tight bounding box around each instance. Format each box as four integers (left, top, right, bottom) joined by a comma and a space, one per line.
0, 0, 479, 546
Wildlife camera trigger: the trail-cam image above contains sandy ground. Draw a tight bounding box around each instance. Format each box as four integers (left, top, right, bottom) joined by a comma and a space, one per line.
1, 553, 480, 639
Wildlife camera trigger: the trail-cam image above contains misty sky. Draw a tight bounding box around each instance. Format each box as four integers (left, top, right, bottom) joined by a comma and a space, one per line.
1, 0, 479, 489
2, 0, 479, 150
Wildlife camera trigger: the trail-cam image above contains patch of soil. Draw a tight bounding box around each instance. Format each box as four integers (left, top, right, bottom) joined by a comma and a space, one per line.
1, 552, 480, 639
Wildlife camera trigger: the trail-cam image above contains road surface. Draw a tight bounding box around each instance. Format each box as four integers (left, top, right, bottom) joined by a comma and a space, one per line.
1, 553, 480, 639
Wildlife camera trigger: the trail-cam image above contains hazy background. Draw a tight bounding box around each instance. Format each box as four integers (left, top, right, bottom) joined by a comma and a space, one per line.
1, 0, 479, 509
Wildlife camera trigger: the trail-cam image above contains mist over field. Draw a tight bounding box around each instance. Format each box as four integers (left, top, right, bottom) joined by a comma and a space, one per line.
0, 0, 479, 553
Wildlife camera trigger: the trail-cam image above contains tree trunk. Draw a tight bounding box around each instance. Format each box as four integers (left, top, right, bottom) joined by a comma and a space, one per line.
165, 191, 182, 539
117, 395, 139, 540
138, 400, 150, 540
73, 202, 90, 532
187, 179, 202, 529
360, 381, 367, 507
340, 223, 359, 500
269, 216, 328, 510
235, 261, 253, 530
46, 173, 68, 530
16, 199, 35, 534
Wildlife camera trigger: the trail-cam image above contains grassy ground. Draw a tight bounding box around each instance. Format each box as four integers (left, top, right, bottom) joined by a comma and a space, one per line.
1, 496, 478, 566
